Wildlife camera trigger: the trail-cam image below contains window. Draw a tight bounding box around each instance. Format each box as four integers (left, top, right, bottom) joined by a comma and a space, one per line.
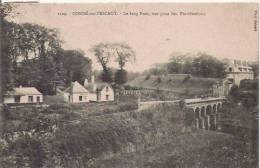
229, 68, 232, 72
28, 96, 33, 102
36, 96, 41, 102
79, 96, 83, 101
14, 96, 20, 103
106, 86, 109, 92
106, 95, 109, 100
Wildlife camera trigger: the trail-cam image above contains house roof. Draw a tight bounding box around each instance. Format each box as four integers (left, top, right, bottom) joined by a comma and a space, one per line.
84, 82, 112, 92
64, 81, 89, 94
5, 87, 42, 96
84, 83, 96, 93
226, 59, 253, 73
96, 83, 111, 91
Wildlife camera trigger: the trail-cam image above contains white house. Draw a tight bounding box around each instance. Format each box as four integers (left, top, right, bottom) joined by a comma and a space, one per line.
96, 83, 114, 102
84, 75, 114, 102
63, 81, 89, 103
226, 59, 254, 86
4, 86, 43, 104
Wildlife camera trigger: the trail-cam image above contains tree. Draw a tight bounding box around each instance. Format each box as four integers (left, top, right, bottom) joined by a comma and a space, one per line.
112, 43, 135, 85
11, 23, 63, 94
112, 43, 136, 70
1, 4, 17, 95
228, 84, 240, 103
90, 43, 113, 83
167, 52, 194, 74
90, 42, 136, 84
114, 69, 127, 84
191, 53, 226, 78
62, 50, 92, 85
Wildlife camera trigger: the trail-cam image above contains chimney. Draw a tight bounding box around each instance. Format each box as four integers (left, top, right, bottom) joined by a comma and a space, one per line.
91, 75, 95, 84
84, 78, 88, 87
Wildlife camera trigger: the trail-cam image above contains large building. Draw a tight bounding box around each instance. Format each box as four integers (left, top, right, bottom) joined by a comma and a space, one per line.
225, 59, 254, 86
4, 86, 43, 104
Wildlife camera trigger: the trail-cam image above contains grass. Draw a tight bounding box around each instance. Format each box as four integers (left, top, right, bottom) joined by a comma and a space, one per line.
1, 103, 186, 168
127, 74, 219, 96
95, 130, 257, 168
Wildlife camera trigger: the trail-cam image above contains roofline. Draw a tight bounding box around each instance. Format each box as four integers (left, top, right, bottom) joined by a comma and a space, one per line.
4, 93, 42, 96
65, 92, 89, 94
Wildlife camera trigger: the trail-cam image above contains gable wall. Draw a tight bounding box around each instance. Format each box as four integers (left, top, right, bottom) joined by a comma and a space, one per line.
98, 86, 114, 102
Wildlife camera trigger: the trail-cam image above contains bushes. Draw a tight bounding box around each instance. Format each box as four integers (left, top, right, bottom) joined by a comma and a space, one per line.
184, 108, 195, 127
2, 135, 47, 168
49, 103, 184, 166
1, 103, 186, 168
50, 118, 137, 164
118, 102, 138, 112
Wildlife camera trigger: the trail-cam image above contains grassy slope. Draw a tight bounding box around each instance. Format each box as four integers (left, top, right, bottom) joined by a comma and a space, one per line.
127, 74, 219, 95
95, 130, 257, 168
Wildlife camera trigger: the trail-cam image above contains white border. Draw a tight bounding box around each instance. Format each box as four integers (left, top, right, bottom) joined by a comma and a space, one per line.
2, 0, 260, 3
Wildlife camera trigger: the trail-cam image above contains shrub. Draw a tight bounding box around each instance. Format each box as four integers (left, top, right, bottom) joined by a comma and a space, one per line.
118, 103, 138, 112
184, 108, 195, 127
49, 103, 69, 110
2, 105, 11, 120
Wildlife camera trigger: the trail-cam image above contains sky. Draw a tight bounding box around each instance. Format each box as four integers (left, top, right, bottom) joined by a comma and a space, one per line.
11, 3, 259, 72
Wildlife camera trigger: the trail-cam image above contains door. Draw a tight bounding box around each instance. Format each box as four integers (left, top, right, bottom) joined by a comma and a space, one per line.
36, 96, 41, 102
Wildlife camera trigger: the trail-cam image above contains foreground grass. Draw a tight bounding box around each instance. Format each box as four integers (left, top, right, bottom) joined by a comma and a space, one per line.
95, 130, 257, 168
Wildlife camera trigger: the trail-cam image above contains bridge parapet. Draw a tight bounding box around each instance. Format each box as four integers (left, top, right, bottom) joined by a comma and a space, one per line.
185, 97, 226, 105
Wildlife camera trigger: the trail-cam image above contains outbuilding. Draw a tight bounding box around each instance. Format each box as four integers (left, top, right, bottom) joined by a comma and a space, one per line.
63, 81, 89, 103
4, 86, 43, 104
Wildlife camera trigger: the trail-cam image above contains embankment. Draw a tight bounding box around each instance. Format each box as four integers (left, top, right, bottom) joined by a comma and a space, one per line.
49, 103, 186, 167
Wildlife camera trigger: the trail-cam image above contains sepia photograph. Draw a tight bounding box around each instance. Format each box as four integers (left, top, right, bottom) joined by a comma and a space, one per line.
0, 2, 259, 168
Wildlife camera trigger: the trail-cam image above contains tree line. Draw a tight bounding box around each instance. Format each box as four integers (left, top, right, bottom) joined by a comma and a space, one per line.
143, 52, 256, 79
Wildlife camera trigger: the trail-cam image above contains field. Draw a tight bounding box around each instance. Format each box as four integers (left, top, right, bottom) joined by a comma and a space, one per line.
127, 74, 219, 97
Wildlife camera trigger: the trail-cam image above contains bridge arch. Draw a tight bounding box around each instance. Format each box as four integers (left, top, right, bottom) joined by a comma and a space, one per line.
206, 105, 212, 115
217, 103, 221, 112
201, 106, 206, 117
195, 107, 200, 118
213, 104, 217, 114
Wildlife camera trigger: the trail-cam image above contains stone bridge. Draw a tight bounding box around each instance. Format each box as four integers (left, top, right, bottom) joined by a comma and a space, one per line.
185, 97, 226, 130
138, 97, 226, 130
